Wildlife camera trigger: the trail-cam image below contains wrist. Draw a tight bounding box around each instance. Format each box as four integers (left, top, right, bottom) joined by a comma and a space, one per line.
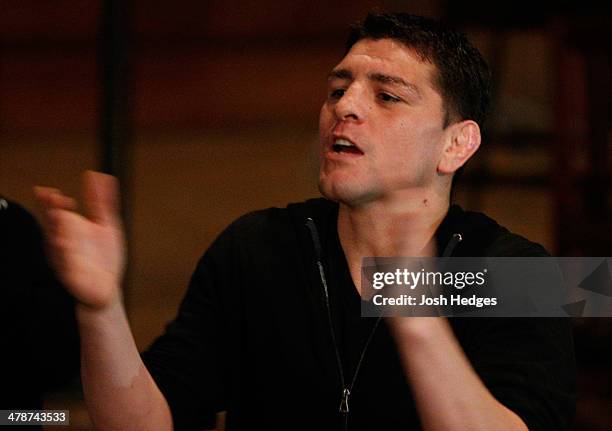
387, 316, 450, 345
76, 292, 124, 325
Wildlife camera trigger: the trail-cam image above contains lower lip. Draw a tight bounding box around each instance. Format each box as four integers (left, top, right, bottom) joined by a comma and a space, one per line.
324, 149, 364, 161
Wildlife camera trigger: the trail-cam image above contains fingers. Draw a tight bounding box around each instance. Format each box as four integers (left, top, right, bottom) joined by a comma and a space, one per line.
34, 170, 121, 227
31, 187, 86, 281
43, 208, 85, 269
34, 186, 78, 235
34, 186, 77, 211
82, 170, 121, 225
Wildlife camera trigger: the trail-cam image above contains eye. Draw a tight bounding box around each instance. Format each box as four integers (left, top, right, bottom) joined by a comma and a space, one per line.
329, 88, 346, 100
378, 92, 401, 103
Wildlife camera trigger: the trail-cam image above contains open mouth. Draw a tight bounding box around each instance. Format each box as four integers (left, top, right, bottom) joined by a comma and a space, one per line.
332, 138, 363, 155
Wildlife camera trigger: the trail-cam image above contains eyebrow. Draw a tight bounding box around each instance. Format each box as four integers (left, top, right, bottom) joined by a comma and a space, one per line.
328, 68, 421, 98
327, 69, 353, 81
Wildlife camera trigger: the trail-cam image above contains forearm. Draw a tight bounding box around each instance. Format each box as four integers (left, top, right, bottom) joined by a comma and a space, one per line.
77, 297, 173, 430
390, 318, 527, 431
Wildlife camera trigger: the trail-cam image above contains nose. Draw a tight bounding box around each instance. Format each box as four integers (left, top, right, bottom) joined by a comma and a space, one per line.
333, 85, 366, 123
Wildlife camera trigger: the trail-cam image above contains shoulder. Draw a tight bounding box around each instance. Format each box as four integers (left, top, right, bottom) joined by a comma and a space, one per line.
0, 196, 44, 251
224, 197, 336, 239
0, 196, 38, 229
450, 205, 549, 257
197, 197, 335, 263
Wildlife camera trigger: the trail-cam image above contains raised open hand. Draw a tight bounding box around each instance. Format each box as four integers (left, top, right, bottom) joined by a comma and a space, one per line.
35, 171, 126, 310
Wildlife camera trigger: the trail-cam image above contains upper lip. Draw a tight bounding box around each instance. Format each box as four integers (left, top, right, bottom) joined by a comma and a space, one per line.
330, 133, 363, 153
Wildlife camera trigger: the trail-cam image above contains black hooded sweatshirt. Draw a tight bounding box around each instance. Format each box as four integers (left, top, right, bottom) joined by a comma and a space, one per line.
142, 198, 576, 430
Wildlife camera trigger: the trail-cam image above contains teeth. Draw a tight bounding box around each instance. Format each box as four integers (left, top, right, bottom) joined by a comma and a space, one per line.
334, 139, 354, 147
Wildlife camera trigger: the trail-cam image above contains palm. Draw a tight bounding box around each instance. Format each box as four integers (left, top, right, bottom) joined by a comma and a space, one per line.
36, 171, 126, 310
58, 213, 124, 308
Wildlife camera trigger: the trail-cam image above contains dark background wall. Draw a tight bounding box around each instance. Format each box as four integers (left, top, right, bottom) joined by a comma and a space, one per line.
1, 1, 610, 429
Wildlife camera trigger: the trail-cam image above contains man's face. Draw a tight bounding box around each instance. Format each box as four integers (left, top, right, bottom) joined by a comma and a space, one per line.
318, 38, 448, 206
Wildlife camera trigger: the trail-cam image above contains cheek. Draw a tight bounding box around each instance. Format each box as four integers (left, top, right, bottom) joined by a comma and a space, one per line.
383, 121, 420, 158
380, 121, 442, 170
319, 104, 333, 134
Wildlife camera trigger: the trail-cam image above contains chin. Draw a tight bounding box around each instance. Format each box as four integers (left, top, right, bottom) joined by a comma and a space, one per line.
319, 169, 355, 198
317, 177, 339, 202
318, 177, 377, 207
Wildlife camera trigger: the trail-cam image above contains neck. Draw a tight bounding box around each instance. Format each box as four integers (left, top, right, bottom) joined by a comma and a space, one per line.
337, 188, 449, 292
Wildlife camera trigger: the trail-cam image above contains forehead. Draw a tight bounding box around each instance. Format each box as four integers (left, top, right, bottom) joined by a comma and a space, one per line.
333, 38, 438, 89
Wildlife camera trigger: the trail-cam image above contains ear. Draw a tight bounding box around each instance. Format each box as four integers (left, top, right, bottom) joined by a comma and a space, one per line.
437, 120, 481, 175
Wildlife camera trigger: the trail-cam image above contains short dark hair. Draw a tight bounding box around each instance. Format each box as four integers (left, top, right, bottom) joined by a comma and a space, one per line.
346, 12, 491, 128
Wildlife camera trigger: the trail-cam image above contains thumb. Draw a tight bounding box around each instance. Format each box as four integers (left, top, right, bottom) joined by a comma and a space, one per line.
82, 170, 121, 225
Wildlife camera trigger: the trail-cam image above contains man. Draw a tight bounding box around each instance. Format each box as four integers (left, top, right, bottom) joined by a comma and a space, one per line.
0, 197, 79, 428
35, 12, 575, 431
